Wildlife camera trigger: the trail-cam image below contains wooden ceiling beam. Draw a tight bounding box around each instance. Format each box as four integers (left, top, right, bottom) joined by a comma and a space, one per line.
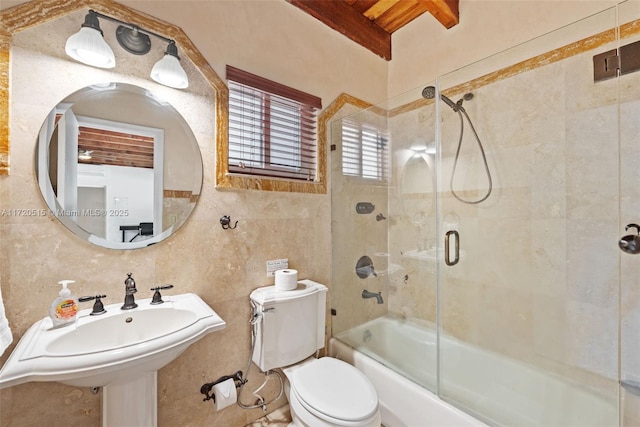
376, 1, 429, 33
363, 0, 401, 20
349, 0, 378, 14
416, 0, 459, 29
287, 0, 392, 60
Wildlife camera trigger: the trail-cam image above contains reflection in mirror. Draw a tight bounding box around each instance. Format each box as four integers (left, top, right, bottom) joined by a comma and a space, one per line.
36, 83, 203, 249
400, 152, 434, 226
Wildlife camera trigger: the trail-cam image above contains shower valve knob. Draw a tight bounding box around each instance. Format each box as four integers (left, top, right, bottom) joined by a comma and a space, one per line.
619, 223, 640, 254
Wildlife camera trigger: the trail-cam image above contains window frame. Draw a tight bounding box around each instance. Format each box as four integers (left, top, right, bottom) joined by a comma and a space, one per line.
341, 117, 389, 183
219, 66, 324, 193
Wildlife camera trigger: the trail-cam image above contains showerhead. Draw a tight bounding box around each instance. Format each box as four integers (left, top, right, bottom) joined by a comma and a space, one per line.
421, 85, 436, 99
422, 85, 459, 111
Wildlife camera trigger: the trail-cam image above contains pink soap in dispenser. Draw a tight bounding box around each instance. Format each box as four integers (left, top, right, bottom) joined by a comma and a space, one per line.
49, 280, 79, 328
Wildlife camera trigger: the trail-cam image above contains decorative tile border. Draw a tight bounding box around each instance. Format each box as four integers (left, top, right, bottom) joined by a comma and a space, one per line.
390, 19, 640, 118
3, 1, 637, 185
0, 29, 9, 175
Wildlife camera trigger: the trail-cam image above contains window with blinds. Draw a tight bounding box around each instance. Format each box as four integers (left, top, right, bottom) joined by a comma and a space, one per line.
227, 66, 322, 181
341, 118, 388, 180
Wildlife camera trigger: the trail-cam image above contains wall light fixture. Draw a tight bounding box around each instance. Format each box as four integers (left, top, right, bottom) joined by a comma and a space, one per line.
65, 10, 189, 89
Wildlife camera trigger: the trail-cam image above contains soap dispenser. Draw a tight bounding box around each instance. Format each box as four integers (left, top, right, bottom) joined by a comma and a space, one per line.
50, 280, 79, 328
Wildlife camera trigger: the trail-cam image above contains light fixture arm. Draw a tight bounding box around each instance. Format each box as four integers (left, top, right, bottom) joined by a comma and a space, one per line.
66, 9, 189, 88
88, 10, 176, 46
81, 10, 104, 35
164, 41, 180, 59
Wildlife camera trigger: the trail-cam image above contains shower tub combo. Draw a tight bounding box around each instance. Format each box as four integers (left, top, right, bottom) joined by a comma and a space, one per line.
329, 315, 617, 427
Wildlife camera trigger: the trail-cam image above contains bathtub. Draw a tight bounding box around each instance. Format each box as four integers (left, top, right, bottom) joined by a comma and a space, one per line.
329, 315, 618, 427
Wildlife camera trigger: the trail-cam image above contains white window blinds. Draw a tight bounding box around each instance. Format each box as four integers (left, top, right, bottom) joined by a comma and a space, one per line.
341, 118, 388, 180
227, 66, 322, 181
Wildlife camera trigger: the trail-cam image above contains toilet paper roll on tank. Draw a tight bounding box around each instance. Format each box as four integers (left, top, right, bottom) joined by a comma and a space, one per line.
274, 269, 298, 291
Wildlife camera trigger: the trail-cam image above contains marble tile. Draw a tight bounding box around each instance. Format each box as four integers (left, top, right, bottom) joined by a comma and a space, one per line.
380, 26, 636, 397
244, 404, 291, 427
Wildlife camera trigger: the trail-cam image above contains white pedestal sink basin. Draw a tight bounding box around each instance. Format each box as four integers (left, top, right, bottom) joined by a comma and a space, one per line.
0, 292, 226, 426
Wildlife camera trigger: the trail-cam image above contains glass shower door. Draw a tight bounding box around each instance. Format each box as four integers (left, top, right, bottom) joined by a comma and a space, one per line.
437, 7, 621, 426
619, 2, 640, 425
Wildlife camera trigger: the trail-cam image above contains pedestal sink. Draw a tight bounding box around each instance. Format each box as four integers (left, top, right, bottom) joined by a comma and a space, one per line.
0, 293, 226, 426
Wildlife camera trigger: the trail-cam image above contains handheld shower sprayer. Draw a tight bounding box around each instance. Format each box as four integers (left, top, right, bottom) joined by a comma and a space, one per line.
421, 85, 493, 204
422, 86, 475, 112
422, 86, 460, 111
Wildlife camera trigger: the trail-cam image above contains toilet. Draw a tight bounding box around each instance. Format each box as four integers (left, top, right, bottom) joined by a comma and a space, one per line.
250, 280, 381, 427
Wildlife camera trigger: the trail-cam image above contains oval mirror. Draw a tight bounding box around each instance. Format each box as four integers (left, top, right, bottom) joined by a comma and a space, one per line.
35, 83, 203, 249
400, 153, 434, 226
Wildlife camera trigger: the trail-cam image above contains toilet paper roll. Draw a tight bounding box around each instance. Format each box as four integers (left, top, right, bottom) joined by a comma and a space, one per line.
373, 253, 390, 272
213, 378, 237, 411
274, 269, 298, 291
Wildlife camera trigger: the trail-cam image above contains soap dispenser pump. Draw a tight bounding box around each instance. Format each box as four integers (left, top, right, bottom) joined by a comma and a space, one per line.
50, 280, 79, 328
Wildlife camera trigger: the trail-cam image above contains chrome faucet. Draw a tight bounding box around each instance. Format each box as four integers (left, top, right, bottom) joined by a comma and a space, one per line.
362, 289, 383, 304
121, 272, 138, 310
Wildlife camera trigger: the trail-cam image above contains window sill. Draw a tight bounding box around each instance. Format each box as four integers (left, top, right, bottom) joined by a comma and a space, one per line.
342, 175, 388, 187
216, 171, 326, 194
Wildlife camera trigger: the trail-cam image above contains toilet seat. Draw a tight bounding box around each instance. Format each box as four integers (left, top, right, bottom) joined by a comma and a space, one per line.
290, 358, 378, 425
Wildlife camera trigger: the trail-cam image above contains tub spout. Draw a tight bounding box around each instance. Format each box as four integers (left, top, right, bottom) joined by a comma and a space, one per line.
362, 289, 384, 304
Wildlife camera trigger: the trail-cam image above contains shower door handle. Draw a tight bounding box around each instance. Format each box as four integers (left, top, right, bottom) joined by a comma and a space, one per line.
444, 230, 460, 266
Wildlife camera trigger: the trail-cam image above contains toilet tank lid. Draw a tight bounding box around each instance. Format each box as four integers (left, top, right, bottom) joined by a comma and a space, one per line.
250, 279, 327, 305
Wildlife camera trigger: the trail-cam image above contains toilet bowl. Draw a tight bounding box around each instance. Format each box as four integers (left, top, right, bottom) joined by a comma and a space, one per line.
249, 281, 381, 427
283, 357, 381, 427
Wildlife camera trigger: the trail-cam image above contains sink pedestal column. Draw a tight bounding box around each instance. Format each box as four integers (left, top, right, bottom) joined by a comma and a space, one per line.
103, 372, 157, 427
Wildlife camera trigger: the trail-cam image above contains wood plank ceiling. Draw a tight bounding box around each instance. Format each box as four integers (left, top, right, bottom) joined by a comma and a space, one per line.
78, 126, 155, 169
286, 0, 460, 60
55, 114, 155, 169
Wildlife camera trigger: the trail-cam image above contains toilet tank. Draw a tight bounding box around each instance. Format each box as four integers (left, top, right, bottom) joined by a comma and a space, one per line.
250, 279, 328, 372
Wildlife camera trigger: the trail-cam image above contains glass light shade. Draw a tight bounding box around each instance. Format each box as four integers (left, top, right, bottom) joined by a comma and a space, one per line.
65, 27, 115, 69
150, 54, 189, 89
78, 150, 93, 160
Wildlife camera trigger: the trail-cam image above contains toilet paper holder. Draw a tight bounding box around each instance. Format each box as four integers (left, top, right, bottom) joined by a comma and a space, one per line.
200, 370, 245, 403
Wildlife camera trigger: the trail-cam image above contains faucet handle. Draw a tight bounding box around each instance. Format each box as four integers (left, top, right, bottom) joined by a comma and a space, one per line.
150, 284, 174, 305
79, 294, 107, 315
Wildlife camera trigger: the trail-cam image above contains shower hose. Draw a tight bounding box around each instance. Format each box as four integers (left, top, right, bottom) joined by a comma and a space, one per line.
450, 108, 493, 204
